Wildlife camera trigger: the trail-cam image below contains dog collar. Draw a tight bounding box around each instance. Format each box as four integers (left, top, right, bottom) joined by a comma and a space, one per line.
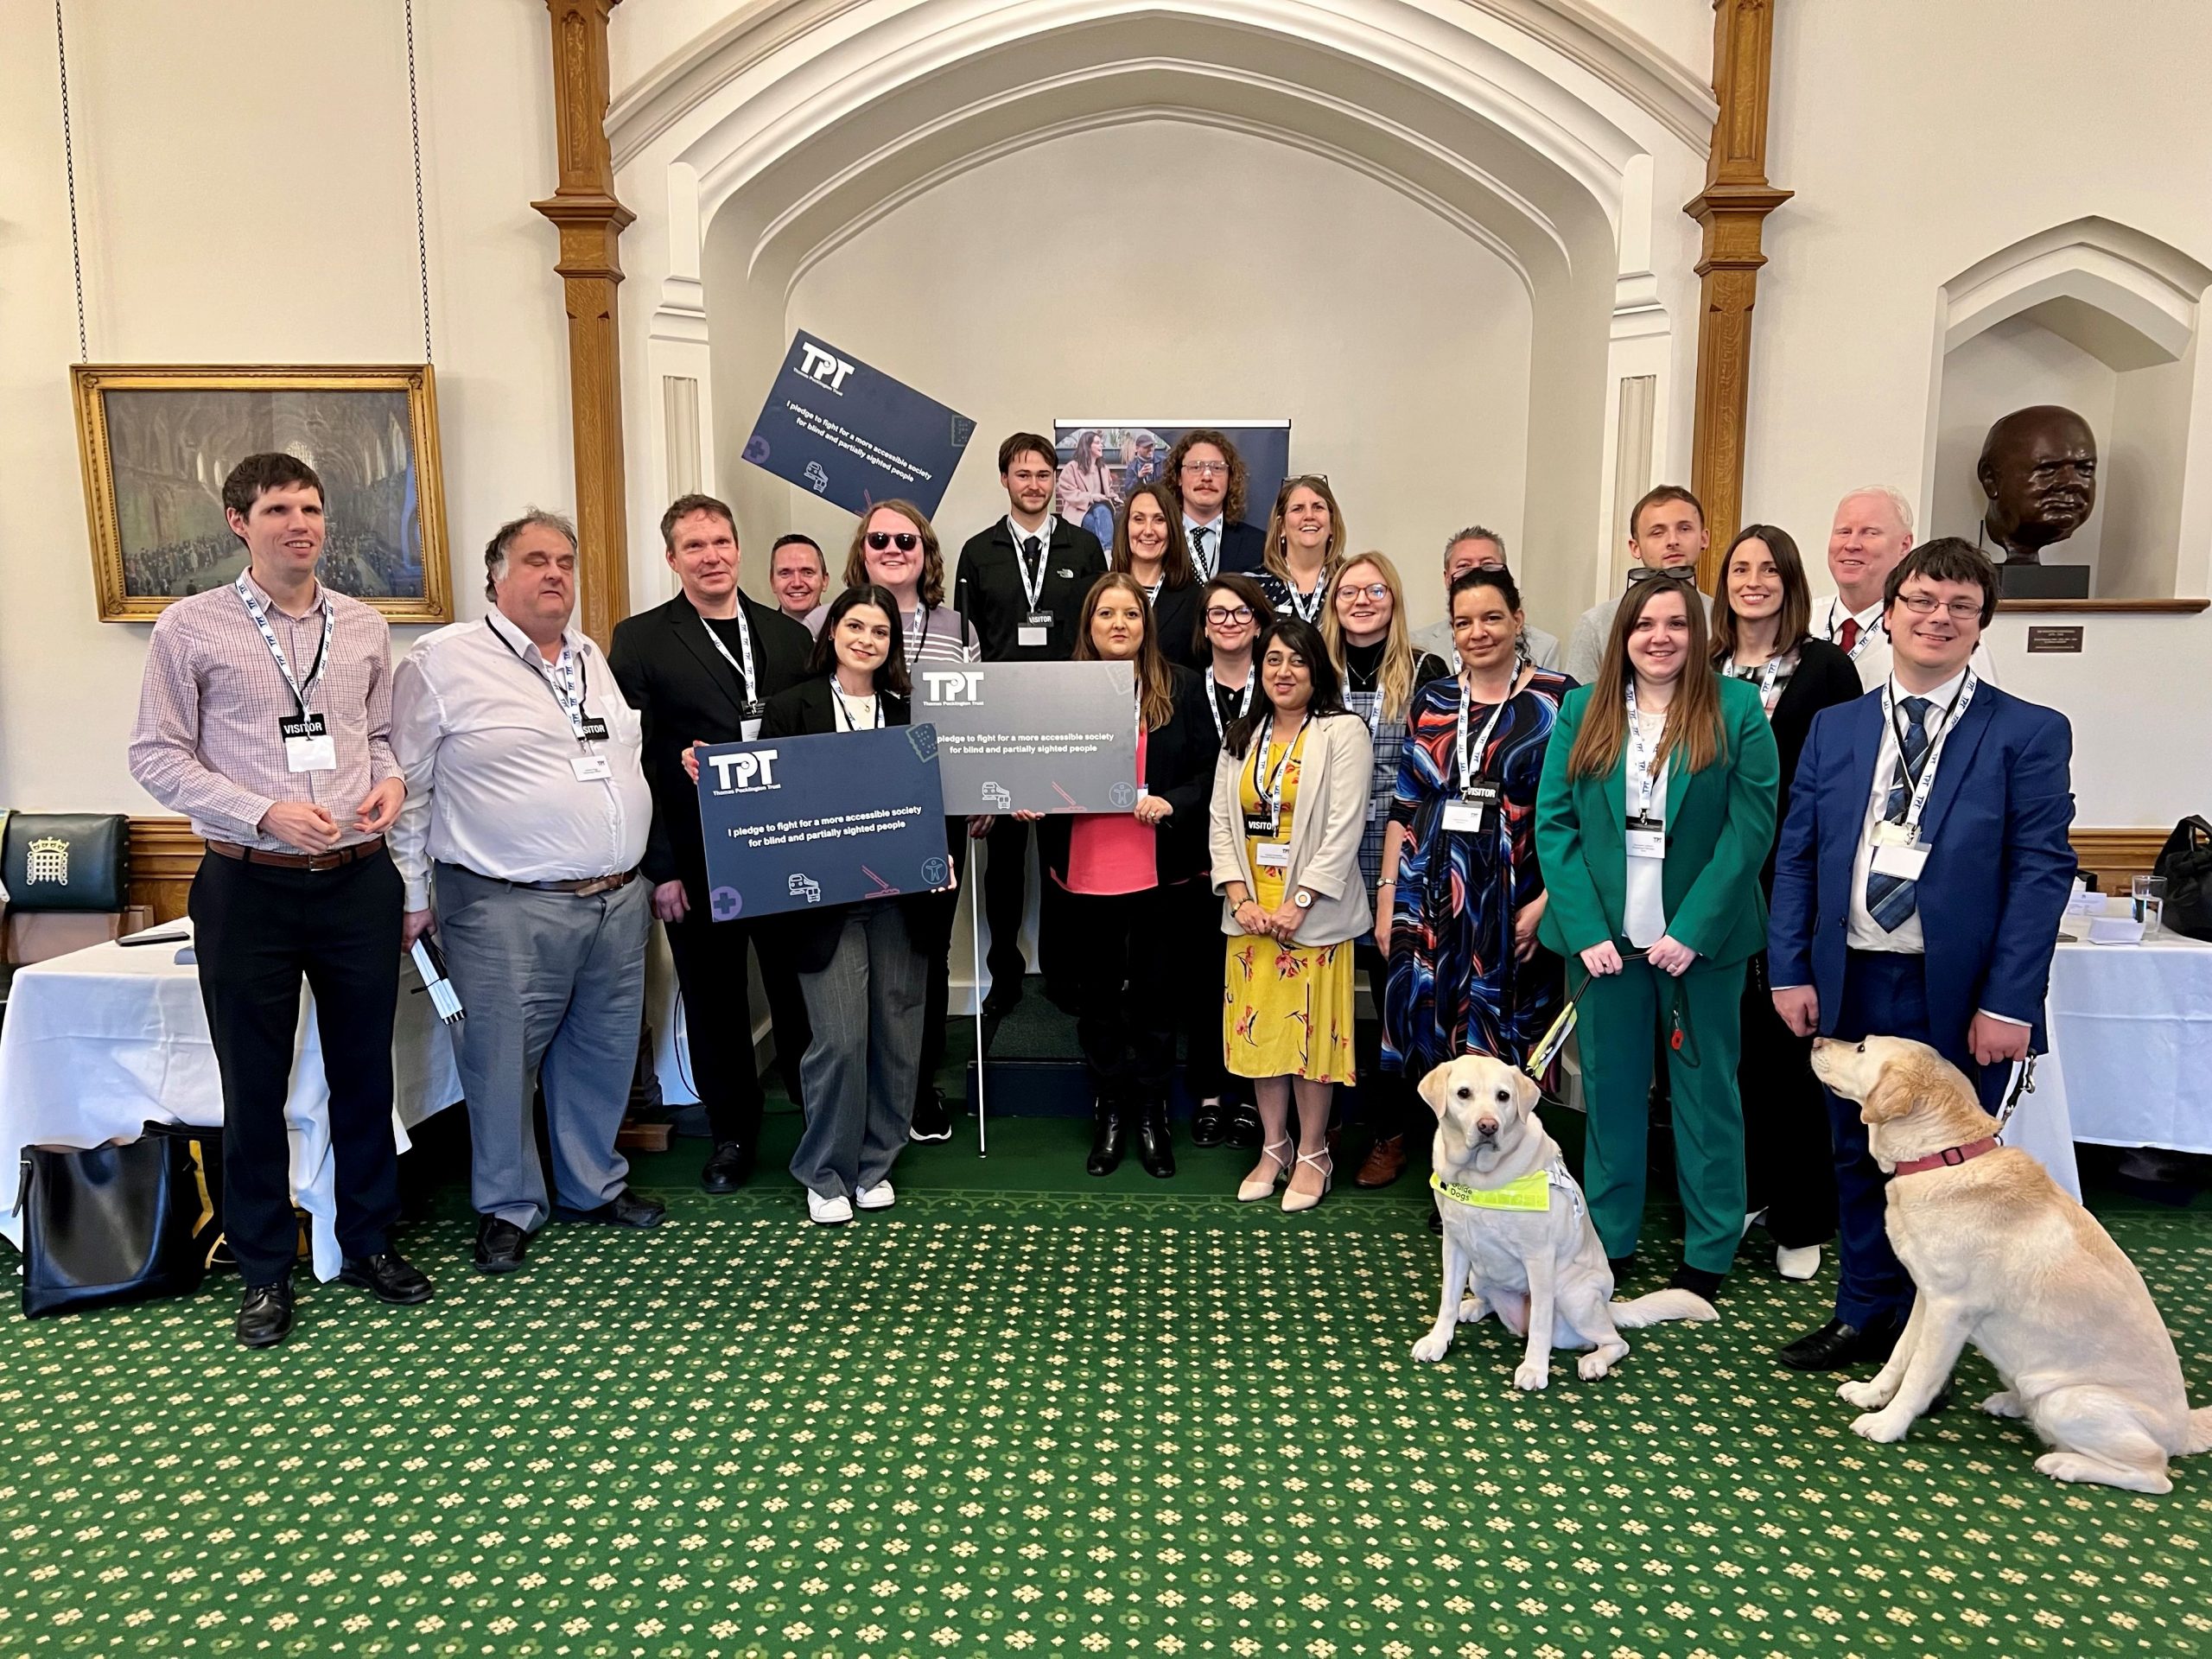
1430, 1168, 1551, 1211
1890, 1135, 2000, 1178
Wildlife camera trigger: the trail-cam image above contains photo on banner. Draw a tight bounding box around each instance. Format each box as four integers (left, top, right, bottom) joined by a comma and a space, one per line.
742, 331, 976, 518
1052, 420, 1291, 547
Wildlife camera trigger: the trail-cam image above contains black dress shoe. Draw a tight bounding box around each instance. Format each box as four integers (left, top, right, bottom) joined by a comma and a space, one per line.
1775, 1311, 1905, 1372
1607, 1254, 1638, 1281
555, 1190, 668, 1228
701, 1141, 752, 1193
474, 1217, 529, 1274
236, 1280, 294, 1349
1225, 1103, 1262, 1150
338, 1251, 434, 1305
909, 1087, 953, 1144
1087, 1103, 1127, 1178
1667, 1263, 1725, 1303
1135, 1100, 1176, 1179
1190, 1098, 1229, 1148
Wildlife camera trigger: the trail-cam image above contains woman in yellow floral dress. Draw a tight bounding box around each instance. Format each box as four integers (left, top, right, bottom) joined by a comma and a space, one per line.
1206, 616, 1376, 1212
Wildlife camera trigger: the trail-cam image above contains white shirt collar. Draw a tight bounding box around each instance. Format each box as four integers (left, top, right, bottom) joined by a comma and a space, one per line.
1886, 665, 1967, 710
241, 568, 327, 618
486, 604, 579, 665
1185, 512, 1224, 537
1006, 513, 1056, 547
1826, 592, 1885, 634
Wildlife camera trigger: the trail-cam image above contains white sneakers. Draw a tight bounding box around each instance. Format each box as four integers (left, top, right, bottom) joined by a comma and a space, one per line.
806, 1190, 854, 1225
855, 1181, 895, 1211
1776, 1243, 1821, 1281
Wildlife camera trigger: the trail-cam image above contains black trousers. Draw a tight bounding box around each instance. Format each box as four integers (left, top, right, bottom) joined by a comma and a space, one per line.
1175, 877, 1233, 1103
1064, 882, 1176, 1102
906, 821, 969, 1105
1353, 940, 1420, 1140
188, 846, 403, 1287
982, 816, 1072, 995
665, 899, 812, 1146
1738, 950, 1840, 1249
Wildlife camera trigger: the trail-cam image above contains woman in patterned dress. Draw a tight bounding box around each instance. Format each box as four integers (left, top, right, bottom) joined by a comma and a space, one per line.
1376, 568, 1573, 1089
1251, 475, 1346, 626
1207, 616, 1375, 1212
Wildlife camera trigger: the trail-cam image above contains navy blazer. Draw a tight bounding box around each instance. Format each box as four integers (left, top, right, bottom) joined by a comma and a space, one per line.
1766, 682, 2076, 1049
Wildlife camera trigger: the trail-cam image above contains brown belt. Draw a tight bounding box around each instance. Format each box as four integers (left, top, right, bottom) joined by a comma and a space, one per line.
454, 864, 640, 898
207, 836, 385, 873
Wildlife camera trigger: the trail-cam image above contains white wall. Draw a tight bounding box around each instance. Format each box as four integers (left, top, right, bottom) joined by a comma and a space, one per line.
1751, 0, 2212, 826
0, 0, 570, 813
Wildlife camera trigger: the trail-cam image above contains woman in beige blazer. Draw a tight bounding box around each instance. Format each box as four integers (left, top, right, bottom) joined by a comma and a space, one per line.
1208, 616, 1376, 1212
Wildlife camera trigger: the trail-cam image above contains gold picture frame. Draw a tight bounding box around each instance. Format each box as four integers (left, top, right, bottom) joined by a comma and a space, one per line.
73, 363, 453, 625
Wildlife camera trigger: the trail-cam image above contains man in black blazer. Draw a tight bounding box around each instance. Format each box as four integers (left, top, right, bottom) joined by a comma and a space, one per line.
1164, 429, 1265, 580
951, 433, 1107, 1014
608, 494, 817, 1192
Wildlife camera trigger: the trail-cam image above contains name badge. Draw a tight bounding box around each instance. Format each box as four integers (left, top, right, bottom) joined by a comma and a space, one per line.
278, 713, 337, 773
569, 753, 613, 782
1625, 814, 1665, 860
1443, 781, 1502, 834
1018, 612, 1052, 649
576, 715, 610, 743
1255, 841, 1293, 870
1871, 841, 1930, 880
1871, 820, 1913, 847
740, 702, 765, 743
1242, 809, 1279, 838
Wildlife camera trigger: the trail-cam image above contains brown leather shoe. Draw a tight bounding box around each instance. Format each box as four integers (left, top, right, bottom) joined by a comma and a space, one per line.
1354, 1133, 1407, 1188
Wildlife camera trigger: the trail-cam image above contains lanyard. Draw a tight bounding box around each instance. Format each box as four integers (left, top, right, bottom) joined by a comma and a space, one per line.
1724, 651, 1788, 713
1832, 599, 1880, 660
234, 575, 333, 717
1187, 520, 1221, 582
829, 680, 885, 730
486, 617, 592, 739
1454, 678, 1510, 794
700, 609, 760, 707
1624, 678, 1664, 821
1881, 671, 1977, 837
1206, 665, 1253, 743
1280, 573, 1327, 625
907, 603, 932, 665
1007, 516, 1056, 614
1249, 714, 1309, 821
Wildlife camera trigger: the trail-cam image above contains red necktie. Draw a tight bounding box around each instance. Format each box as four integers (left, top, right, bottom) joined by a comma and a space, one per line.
1838, 617, 1859, 654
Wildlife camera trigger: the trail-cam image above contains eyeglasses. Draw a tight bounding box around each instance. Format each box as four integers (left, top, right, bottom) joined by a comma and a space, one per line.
1338, 582, 1391, 603
1205, 605, 1255, 626
866, 531, 921, 552
1896, 593, 1985, 621
1626, 565, 1697, 585
1181, 461, 1230, 477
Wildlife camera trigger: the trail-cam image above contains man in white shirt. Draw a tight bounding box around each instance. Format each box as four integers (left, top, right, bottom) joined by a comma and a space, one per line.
1564, 486, 1713, 683
1410, 524, 1562, 669
391, 511, 665, 1274
1812, 486, 1997, 690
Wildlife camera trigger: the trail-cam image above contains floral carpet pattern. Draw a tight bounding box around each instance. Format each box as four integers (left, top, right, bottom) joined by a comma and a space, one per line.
2, 1188, 2209, 1657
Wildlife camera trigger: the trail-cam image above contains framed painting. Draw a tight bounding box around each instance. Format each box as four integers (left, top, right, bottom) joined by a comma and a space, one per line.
72, 364, 453, 624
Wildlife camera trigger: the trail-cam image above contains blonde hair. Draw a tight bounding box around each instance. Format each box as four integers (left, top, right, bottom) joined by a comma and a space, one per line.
844, 500, 944, 609
1321, 551, 1421, 723
1262, 475, 1348, 588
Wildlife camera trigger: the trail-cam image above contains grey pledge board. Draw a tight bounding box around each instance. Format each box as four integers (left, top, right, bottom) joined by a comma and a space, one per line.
914, 659, 1140, 814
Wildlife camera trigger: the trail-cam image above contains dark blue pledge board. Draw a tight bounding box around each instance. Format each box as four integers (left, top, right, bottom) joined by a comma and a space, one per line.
916, 660, 1139, 815
695, 724, 948, 921
741, 331, 976, 517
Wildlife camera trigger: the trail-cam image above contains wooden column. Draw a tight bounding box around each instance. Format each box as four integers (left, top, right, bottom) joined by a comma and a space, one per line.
533, 0, 633, 649
1685, 0, 1791, 587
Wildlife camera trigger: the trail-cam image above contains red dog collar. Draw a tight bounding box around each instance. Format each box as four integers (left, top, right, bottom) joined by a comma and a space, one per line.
1891, 1136, 1999, 1178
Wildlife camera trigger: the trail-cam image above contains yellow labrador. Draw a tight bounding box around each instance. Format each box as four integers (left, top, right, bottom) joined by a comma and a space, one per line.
1413, 1056, 1717, 1389
1813, 1035, 2212, 1493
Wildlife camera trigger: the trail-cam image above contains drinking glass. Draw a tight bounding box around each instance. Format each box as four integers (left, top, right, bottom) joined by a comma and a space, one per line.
2133, 874, 2168, 939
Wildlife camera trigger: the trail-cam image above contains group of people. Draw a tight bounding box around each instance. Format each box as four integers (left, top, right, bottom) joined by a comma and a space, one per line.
130, 438, 2075, 1381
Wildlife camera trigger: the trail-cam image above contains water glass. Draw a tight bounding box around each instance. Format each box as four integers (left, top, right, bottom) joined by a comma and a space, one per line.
2133, 874, 2168, 939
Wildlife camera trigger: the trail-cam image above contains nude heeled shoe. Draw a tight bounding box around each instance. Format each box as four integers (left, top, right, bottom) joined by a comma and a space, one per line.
1237, 1138, 1294, 1202
1281, 1147, 1334, 1214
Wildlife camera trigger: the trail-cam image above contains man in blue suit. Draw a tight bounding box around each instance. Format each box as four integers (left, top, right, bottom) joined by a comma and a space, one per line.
1767, 537, 2075, 1371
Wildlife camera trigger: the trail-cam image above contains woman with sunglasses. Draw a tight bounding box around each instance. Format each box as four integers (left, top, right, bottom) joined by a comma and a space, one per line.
1712, 524, 1862, 1281
1208, 616, 1375, 1212
1038, 574, 1217, 1179
835, 502, 981, 1145
1254, 476, 1348, 626
1111, 480, 1204, 669
1319, 550, 1449, 1185
1534, 574, 1777, 1300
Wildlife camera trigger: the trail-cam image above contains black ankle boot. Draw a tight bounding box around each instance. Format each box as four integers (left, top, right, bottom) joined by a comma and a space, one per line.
1087, 1098, 1127, 1177
1135, 1097, 1176, 1179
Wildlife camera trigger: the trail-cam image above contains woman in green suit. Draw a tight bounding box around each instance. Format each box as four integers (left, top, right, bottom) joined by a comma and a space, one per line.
1534, 573, 1778, 1301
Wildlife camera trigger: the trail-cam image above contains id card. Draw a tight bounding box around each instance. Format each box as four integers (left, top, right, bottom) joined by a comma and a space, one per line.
576, 715, 611, 743
1871, 820, 1913, 847
1255, 841, 1292, 870
1242, 809, 1279, 838
570, 753, 613, 782
1443, 781, 1502, 834
740, 702, 765, 743
278, 713, 336, 773
1870, 841, 1930, 880
1017, 612, 1052, 649
1625, 814, 1666, 860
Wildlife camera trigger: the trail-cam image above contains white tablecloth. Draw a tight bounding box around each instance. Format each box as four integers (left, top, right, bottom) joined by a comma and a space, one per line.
2041, 911, 2212, 1156
0, 923, 461, 1281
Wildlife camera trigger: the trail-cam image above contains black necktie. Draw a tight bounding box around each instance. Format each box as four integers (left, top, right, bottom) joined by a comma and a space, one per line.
1192, 527, 1214, 575
1020, 535, 1043, 583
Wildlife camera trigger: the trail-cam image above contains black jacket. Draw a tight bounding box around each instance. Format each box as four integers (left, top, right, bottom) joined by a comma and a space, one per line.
1758, 636, 1866, 890
1038, 665, 1221, 890
1152, 578, 1205, 671
608, 591, 817, 889
1192, 518, 1265, 576
950, 521, 1107, 661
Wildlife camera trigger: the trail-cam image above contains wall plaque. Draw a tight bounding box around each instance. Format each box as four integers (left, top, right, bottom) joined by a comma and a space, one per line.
2025, 626, 2085, 654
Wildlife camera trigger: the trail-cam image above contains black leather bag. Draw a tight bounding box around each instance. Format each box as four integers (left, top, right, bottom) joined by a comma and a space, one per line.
17, 1123, 224, 1318
2153, 817, 2212, 943
2, 812, 129, 912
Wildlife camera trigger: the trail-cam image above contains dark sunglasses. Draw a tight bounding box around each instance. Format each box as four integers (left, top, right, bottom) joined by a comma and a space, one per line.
866, 531, 921, 552
1626, 565, 1698, 585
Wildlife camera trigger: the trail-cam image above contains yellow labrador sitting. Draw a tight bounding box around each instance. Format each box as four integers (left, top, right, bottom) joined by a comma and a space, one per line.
1413, 1056, 1717, 1388
1814, 1035, 2212, 1494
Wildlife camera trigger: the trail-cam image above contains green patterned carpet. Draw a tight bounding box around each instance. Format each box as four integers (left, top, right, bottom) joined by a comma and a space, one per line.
4, 1133, 2212, 1658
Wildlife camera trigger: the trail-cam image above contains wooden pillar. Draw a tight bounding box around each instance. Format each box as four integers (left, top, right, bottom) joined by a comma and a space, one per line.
532, 0, 633, 649
1685, 0, 1791, 587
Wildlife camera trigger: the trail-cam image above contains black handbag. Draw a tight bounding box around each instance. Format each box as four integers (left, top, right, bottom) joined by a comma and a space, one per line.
17, 1122, 225, 1319
2153, 817, 2212, 943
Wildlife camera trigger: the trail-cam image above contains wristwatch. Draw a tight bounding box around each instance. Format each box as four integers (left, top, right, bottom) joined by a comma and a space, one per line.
1293, 887, 1314, 909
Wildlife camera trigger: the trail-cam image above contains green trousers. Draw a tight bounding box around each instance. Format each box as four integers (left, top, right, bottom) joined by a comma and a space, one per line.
1579, 955, 1747, 1274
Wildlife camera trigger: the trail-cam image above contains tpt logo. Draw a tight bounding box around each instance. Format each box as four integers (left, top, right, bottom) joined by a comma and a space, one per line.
705, 750, 781, 793
798, 341, 856, 394
921, 670, 983, 705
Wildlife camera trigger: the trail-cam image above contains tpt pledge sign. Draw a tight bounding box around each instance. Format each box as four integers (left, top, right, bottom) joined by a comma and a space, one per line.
738, 330, 976, 517
918, 660, 1139, 815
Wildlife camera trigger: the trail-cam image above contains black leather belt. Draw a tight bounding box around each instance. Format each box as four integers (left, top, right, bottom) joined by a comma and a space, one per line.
454, 864, 639, 897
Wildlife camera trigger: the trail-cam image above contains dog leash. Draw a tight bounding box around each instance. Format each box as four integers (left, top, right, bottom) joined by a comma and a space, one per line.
1993, 1050, 2039, 1141
1522, 944, 1698, 1081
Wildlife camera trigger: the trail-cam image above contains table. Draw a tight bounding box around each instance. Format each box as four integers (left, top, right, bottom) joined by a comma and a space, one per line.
0, 924, 461, 1281
2040, 908, 2212, 1157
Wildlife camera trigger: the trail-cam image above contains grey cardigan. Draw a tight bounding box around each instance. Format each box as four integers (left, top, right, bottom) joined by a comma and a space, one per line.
1207, 711, 1376, 947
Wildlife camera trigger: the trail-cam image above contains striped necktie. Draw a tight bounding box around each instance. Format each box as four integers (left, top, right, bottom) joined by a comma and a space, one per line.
1864, 696, 1931, 931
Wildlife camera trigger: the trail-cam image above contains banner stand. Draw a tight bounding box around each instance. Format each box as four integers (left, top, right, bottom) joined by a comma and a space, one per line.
969, 834, 988, 1159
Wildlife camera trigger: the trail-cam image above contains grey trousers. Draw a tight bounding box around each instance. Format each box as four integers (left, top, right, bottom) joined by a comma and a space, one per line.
434, 862, 649, 1230
790, 900, 927, 1200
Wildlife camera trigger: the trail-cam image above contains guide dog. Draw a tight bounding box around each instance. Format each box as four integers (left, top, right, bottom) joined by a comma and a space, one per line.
1412, 1056, 1717, 1389
1814, 1034, 2212, 1493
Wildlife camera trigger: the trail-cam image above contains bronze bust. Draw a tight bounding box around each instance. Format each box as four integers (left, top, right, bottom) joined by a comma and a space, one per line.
1977, 405, 2096, 565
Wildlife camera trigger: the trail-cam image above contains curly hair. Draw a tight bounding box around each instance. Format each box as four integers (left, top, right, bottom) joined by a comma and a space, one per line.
1163, 429, 1247, 524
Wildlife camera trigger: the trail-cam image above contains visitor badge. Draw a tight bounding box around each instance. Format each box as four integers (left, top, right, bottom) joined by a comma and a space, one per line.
1018, 611, 1052, 648
1255, 841, 1293, 870
278, 714, 337, 773
1625, 815, 1665, 860
1243, 809, 1279, 837
570, 753, 613, 782
1871, 841, 1930, 880
576, 715, 610, 743
1444, 781, 1501, 834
